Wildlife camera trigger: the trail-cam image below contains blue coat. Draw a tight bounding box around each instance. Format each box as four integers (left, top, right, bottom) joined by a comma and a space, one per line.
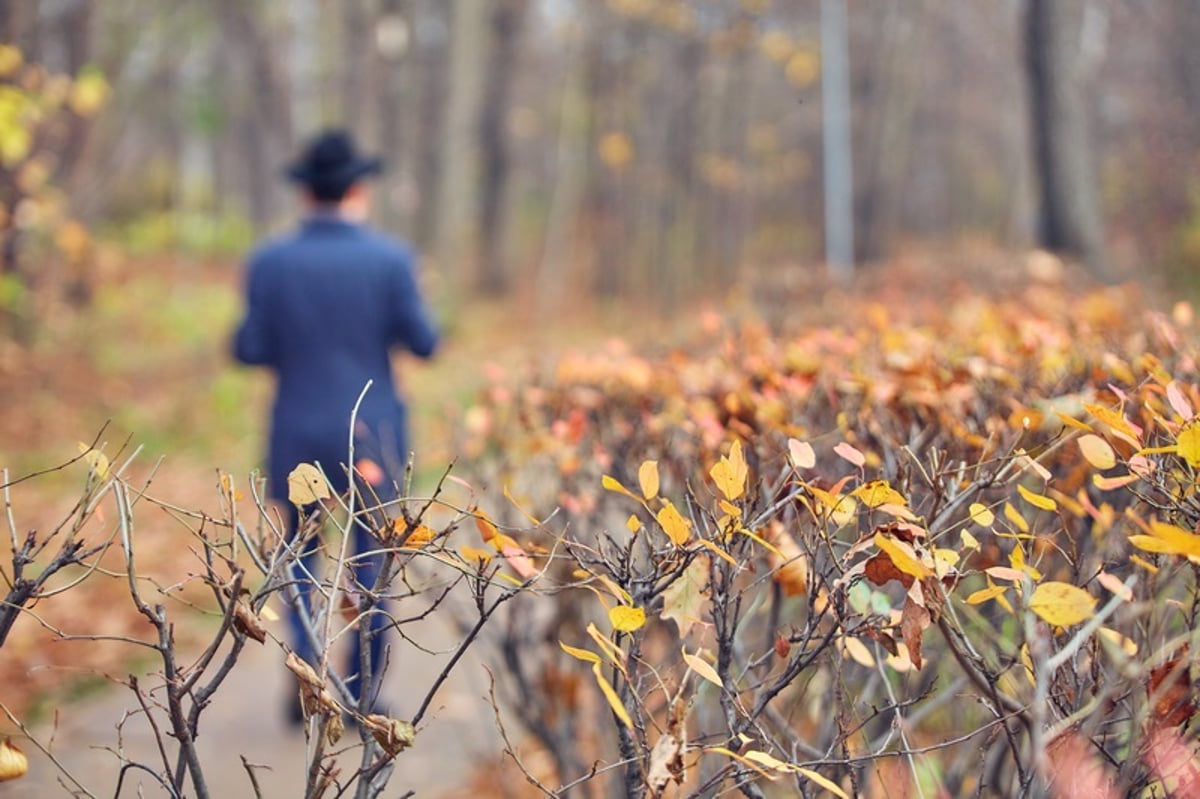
233, 214, 438, 503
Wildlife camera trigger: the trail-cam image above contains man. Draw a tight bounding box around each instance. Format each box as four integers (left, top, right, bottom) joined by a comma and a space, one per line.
233, 129, 439, 721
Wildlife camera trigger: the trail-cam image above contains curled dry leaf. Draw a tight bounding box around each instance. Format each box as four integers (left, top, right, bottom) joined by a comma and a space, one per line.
364, 714, 416, 756
0, 738, 27, 782
647, 700, 686, 797
232, 598, 268, 644
900, 597, 932, 670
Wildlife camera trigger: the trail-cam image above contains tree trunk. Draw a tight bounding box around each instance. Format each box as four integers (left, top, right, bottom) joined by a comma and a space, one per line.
1024, 0, 1111, 280
476, 0, 528, 295
436, 0, 486, 285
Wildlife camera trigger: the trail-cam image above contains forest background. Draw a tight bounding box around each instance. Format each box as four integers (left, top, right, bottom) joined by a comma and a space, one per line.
4, 1, 1200, 797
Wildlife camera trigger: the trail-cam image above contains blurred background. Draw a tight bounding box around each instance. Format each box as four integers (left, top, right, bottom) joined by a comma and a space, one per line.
4, 0, 1200, 305
1, 0, 1200, 466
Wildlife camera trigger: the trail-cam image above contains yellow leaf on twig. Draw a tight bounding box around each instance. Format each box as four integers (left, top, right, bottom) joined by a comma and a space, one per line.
287, 463, 330, 505
1028, 581, 1096, 627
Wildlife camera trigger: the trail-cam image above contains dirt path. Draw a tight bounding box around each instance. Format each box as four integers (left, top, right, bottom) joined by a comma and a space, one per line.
3, 607, 503, 798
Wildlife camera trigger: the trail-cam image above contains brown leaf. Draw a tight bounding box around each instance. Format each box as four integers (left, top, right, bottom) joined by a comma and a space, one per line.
647, 700, 686, 797
232, 599, 267, 644
900, 597, 932, 670
773, 634, 791, 660
363, 714, 416, 756
863, 626, 899, 657
1148, 646, 1196, 729
863, 552, 914, 589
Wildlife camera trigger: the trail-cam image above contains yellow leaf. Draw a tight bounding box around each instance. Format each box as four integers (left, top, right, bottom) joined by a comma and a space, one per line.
852, 480, 907, 508
591, 663, 634, 728
1028, 581, 1097, 627
1085, 403, 1139, 443
873, 534, 933, 580
0, 737, 28, 782
710, 440, 748, 501
743, 749, 793, 771
682, 647, 723, 688
1004, 502, 1030, 534
1130, 554, 1159, 574
842, 636, 875, 668
400, 523, 437, 547
966, 584, 1008, 606
1017, 484, 1058, 512
287, 463, 330, 505
797, 767, 849, 799
76, 442, 110, 480
788, 438, 816, 469
1098, 626, 1138, 657
960, 529, 980, 550
68, 66, 109, 116
1055, 412, 1095, 433
602, 474, 639, 501
626, 514, 643, 533
1177, 423, 1200, 468
697, 537, 739, 567
657, 501, 692, 546
1093, 473, 1139, 491
586, 622, 629, 671
475, 511, 499, 543
1149, 520, 1200, 557
609, 605, 646, 632
639, 460, 660, 500
1078, 434, 1117, 470
968, 503, 995, 527
559, 641, 601, 664
459, 545, 493, 566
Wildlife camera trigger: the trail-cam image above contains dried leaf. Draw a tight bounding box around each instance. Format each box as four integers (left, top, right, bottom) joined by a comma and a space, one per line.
1028, 581, 1097, 627
647, 701, 686, 795
682, 647, 723, 688
788, 438, 816, 469
796, 767, 849, 798
363, 714, 416, 756
1168, 381, 1195, 420
863, 552, 913, 589
1148, 647, 1196, 729
834, 441, 866, 468
661, 556, 709, 635
0, 739, 27, 782
901, 597, 932, 670
233, 599, 267, 644
287, 463, 331, 506
1078, 434, 1117, 470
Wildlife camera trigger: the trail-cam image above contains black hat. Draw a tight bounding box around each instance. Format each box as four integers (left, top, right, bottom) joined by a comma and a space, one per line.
285, 130, 383, 196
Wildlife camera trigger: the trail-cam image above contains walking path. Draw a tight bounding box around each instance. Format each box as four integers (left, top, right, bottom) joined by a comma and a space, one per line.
3, 610, 502, 798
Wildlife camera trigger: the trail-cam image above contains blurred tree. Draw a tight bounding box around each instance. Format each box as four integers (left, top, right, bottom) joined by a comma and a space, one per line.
477, 0, 529, 295
1025, 0, 1111, 280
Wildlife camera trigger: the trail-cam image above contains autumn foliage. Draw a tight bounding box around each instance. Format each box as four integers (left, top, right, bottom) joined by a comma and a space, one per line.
454, 261, 1200, 797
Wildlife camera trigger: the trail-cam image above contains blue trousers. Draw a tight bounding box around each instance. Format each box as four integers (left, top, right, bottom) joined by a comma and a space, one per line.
282, 490, 392, 709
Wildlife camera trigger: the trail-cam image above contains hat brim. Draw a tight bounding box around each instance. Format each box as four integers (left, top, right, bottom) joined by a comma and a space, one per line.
285, 156, 383, 188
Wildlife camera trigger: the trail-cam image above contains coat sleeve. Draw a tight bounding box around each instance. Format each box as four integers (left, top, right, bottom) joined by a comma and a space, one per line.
233, 257, 276, 366
388, 250, 439, 358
